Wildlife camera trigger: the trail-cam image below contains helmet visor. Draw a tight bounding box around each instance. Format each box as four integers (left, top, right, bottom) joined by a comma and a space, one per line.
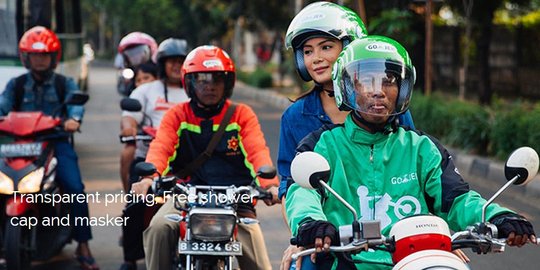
186, 72, 226, 90
123, 44, 151, 67
339, 59, 413, 116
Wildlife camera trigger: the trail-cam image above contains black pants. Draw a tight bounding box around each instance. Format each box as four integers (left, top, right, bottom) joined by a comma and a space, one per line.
121, 157, 160, 261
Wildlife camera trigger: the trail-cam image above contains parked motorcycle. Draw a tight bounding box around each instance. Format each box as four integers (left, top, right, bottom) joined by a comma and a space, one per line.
290, 147, 539, 269
0, 92, 89, 270
135, 162, 276, 270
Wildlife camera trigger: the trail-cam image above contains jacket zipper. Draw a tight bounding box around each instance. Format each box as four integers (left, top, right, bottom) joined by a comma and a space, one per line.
370, 144, 374, 163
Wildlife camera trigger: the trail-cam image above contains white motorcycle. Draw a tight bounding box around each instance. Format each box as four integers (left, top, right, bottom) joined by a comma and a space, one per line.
290, 147, 539, 270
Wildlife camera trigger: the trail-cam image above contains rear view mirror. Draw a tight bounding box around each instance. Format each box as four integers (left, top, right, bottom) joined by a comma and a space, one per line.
504, 146, 539, 185
134, 162, 157, 177
257, 166, 276, 179
120, 98, 142, 112
65, 92, 89, 106
290, 151, 330, 189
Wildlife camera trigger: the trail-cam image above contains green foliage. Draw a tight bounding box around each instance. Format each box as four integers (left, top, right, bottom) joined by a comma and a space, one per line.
238, 67, 273, 88
411, 92, 540, 160
409, 92, 453, 139
367, 9, 420, 49
446, 101, 490, 154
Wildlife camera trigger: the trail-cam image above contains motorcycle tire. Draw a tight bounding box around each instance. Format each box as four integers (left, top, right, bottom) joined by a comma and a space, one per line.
4, 218, 32, 270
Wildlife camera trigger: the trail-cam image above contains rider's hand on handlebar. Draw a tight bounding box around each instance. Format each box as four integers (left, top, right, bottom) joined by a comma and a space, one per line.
263, 186, 281, 206
296, 220, 339, 253
131, 177, 153, 196
491, 212, 537, 247
64, 119, 81, 132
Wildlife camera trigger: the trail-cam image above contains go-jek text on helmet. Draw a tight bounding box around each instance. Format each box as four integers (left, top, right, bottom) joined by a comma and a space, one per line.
19, 26, 61, 70
332, 35, 416, 117
285, 1, 367, 81
181, 45, 235, 100
117, 32, 158, 67
156, 38, 189, 78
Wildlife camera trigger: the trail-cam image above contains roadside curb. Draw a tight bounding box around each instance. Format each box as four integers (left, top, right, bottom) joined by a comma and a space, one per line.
451, 148, 540, 197
235, 81, 540, 198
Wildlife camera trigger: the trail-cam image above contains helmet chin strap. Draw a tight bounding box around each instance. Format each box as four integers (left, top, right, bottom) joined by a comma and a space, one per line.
314, 82, 334, 97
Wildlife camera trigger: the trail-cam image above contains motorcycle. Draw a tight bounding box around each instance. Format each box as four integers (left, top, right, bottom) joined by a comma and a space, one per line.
135, 162, 276, 270
289, 147, 540, 269
0, 92, 89, 270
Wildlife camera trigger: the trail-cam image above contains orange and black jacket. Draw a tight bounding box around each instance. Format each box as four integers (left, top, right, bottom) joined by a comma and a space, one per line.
146, 100, 278, 189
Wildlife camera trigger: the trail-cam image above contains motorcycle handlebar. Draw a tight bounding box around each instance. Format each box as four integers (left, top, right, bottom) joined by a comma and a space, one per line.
291, 238, 390, 260
119, 134, 154, 143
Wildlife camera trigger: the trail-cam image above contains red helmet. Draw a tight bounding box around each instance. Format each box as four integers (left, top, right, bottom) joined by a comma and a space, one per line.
118, 32, 158, 66
181, 45, 235, 98
18, 26, 61, 69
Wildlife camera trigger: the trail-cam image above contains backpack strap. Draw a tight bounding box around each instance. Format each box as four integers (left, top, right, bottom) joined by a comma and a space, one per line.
175, 103, 238, 179
53, 74, 67, 117
12, 73, 67, 115
13, 74, 27, 112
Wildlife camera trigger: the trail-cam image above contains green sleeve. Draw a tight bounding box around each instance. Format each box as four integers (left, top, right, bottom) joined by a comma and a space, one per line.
286, 183, 328, 236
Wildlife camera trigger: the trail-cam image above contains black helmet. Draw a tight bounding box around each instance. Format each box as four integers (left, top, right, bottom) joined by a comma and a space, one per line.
156, 38, 189, 77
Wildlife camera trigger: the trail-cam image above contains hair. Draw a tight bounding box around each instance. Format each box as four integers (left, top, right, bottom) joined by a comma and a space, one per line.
134, 61, 158, 78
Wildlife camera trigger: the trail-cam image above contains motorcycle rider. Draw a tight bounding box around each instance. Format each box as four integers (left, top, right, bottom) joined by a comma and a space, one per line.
285, 36, 536, 269
278, 2, 415, 269
119, 38, 190, 270
131, 45, 281, 270
134, 62, 158, 88
0, 26, 99, 270
118, 31, 159, 193
116, 31, 158, 97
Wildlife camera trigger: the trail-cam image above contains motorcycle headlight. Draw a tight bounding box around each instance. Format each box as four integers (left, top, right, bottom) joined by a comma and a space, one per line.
0, 171, 14, 194
17, 167, 44, 193
189, 208, 236, 241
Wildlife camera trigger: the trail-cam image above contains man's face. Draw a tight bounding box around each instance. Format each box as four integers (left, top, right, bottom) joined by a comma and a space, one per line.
164, 57, 184, 83
355, 72, 399, 124
28, 53, 52, 71
192, 72, 226, 107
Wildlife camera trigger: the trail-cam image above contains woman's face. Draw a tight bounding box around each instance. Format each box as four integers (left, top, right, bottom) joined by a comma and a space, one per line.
165, 57, 184, 84
302, 37, 342, 88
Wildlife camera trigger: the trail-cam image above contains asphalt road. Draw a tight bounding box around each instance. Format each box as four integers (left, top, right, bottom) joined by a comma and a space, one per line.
28, 64, 540, 269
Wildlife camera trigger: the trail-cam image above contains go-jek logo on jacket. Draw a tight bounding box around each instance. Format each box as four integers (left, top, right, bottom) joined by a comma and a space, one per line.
357, 186, 421, 230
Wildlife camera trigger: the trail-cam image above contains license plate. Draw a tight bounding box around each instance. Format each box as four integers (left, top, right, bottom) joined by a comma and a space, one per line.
178, 241, 242, 256
0, 142, 42, 157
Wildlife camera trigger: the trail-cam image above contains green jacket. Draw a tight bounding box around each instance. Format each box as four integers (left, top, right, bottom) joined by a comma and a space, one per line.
286, 115, 511, 269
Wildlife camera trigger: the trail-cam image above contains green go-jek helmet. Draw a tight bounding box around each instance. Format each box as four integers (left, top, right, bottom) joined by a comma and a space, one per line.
333, 35, 416, 115
285, 1, 367, 81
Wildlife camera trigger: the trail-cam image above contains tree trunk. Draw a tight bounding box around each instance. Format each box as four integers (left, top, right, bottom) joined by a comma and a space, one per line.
476, 4, 496, 105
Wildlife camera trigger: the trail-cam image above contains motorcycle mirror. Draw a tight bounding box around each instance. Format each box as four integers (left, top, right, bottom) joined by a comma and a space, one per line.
122, 68, 135, 80
65, 92, 89, 106
134, 162, 157, 177
120, 98, 142, 112
257, 166, 276, 179
291, 151, 330, 189
504, 146, 539, 185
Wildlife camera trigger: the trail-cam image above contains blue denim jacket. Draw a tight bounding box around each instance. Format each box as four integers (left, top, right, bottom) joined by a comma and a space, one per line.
0, 72, 84, 119
277, 89, 415, 198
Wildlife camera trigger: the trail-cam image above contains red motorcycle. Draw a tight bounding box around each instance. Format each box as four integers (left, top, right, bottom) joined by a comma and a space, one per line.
0, 92, 88, 270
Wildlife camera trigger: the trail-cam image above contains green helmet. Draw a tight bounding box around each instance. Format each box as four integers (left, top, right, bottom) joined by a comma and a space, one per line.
285, 1, 367, 81
333, 35, 416, 116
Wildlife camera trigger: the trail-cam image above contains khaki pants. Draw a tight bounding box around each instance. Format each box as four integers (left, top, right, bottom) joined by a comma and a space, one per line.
143, 198, 272, 270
